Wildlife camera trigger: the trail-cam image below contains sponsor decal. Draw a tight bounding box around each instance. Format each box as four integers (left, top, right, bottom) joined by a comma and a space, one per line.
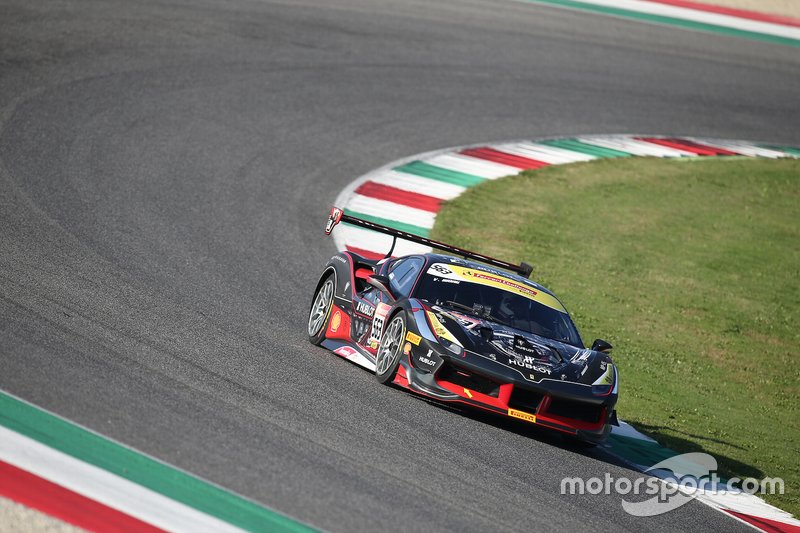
425, 263, 566, 313
467, 272, 538, 298
441, 279, 460, 284
425, 311, 461, 346
334, 346, 358, 358
513, 336, 537, 356
463, 388, 473, 399
428, 264, 453, 275
331, 255, 346, 264
508, 408, 536, 424
370, 317, 384, 344
330, 311, 342, 333
356, 300, 375, 317
418, 350, 438, 368
508, 354, 550, 373
405, 331, 421, 345
368, 303, 392, 346
507, 355, 528, 368
403, 342, 412, 355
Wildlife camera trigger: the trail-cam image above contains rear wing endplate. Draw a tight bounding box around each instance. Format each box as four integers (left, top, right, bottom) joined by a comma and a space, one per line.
325, 206, 533, 278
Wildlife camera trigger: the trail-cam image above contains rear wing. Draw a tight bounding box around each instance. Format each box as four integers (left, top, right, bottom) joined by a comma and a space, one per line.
325, 207, 533, 278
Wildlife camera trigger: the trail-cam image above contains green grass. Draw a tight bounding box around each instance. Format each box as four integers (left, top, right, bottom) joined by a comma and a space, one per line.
430, 157, 800, 515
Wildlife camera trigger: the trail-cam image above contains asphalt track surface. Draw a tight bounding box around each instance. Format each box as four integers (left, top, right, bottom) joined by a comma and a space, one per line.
1, 0, 798, 531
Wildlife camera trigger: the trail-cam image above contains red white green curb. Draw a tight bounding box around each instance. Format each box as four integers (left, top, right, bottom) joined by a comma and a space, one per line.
517, 0, 800, 47
0, 390, 317, 532
332, 134, 798, 259
331, 134, 800, 532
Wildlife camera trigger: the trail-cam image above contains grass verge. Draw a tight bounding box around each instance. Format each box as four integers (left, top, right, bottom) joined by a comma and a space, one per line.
430, 157, 799, 515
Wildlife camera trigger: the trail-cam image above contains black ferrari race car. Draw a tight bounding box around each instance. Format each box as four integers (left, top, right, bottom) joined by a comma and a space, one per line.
309, 207, 619, 443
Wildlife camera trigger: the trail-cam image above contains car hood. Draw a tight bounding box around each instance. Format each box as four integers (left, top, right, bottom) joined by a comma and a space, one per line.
429, 306, 613, 385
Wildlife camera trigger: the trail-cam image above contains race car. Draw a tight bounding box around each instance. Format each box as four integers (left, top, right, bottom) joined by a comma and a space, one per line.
309, 207, 619, 443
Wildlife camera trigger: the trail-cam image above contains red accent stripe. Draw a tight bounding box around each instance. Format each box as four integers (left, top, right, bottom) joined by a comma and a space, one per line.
355, 267, 373, 280
346, 246, 386, 261
637, 137, 739, 156
643, 0, 800, 28
393, 364, 409, 387
460, 147, 549, 170
724, 509, 800, 533
0, 460, 164, 533
355, 182, 442, 212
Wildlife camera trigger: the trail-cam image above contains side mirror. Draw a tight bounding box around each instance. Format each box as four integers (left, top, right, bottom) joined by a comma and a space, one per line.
367, 275, 394, 298
591, 339, 613, 353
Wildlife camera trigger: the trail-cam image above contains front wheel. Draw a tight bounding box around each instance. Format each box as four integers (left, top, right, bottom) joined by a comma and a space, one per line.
308, 274, 335, 345
375, 313, 406, 384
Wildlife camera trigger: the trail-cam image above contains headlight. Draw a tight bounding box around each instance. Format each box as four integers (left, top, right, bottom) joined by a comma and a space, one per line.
438, 336, 464, 355
591, 364, 616, 396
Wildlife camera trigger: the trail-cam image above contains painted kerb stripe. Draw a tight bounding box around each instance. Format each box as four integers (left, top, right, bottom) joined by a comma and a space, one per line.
518, 0, 800, 47
0, 391, 317, 533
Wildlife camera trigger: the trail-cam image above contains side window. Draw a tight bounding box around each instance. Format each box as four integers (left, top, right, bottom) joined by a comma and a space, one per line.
389, 257, 423, 297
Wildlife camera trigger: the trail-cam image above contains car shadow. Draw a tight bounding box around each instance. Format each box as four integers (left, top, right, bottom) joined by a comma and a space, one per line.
617, 421, 765, 482
405, 391, 764, 483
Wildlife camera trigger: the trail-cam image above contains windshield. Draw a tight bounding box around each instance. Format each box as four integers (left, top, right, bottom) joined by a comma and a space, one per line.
414, 263, 583, 347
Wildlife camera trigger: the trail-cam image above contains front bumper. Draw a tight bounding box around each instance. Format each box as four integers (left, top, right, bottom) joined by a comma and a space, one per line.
395, 338, 618, 442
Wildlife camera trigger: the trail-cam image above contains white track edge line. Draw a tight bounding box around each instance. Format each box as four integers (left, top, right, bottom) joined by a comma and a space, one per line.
0, 425, 245, 533
0, 389, 309, 532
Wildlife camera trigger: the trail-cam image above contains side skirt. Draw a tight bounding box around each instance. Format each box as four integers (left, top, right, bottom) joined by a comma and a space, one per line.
321, 339, 377, 372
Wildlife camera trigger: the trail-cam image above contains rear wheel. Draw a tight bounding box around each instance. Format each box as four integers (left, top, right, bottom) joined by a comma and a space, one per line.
375, 313, 406, 384
308, 275, 335, 345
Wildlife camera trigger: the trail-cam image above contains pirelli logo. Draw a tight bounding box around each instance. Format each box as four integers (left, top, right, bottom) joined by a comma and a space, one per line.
508, 408, 536, 424
405, 331, 421, 345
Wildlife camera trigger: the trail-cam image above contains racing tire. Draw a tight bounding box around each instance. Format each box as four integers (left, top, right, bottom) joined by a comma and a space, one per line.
375, 312, 406, 384
308, 273, 335, 345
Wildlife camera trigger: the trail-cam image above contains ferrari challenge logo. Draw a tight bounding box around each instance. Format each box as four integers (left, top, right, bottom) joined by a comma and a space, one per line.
427, 263, 566, 313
